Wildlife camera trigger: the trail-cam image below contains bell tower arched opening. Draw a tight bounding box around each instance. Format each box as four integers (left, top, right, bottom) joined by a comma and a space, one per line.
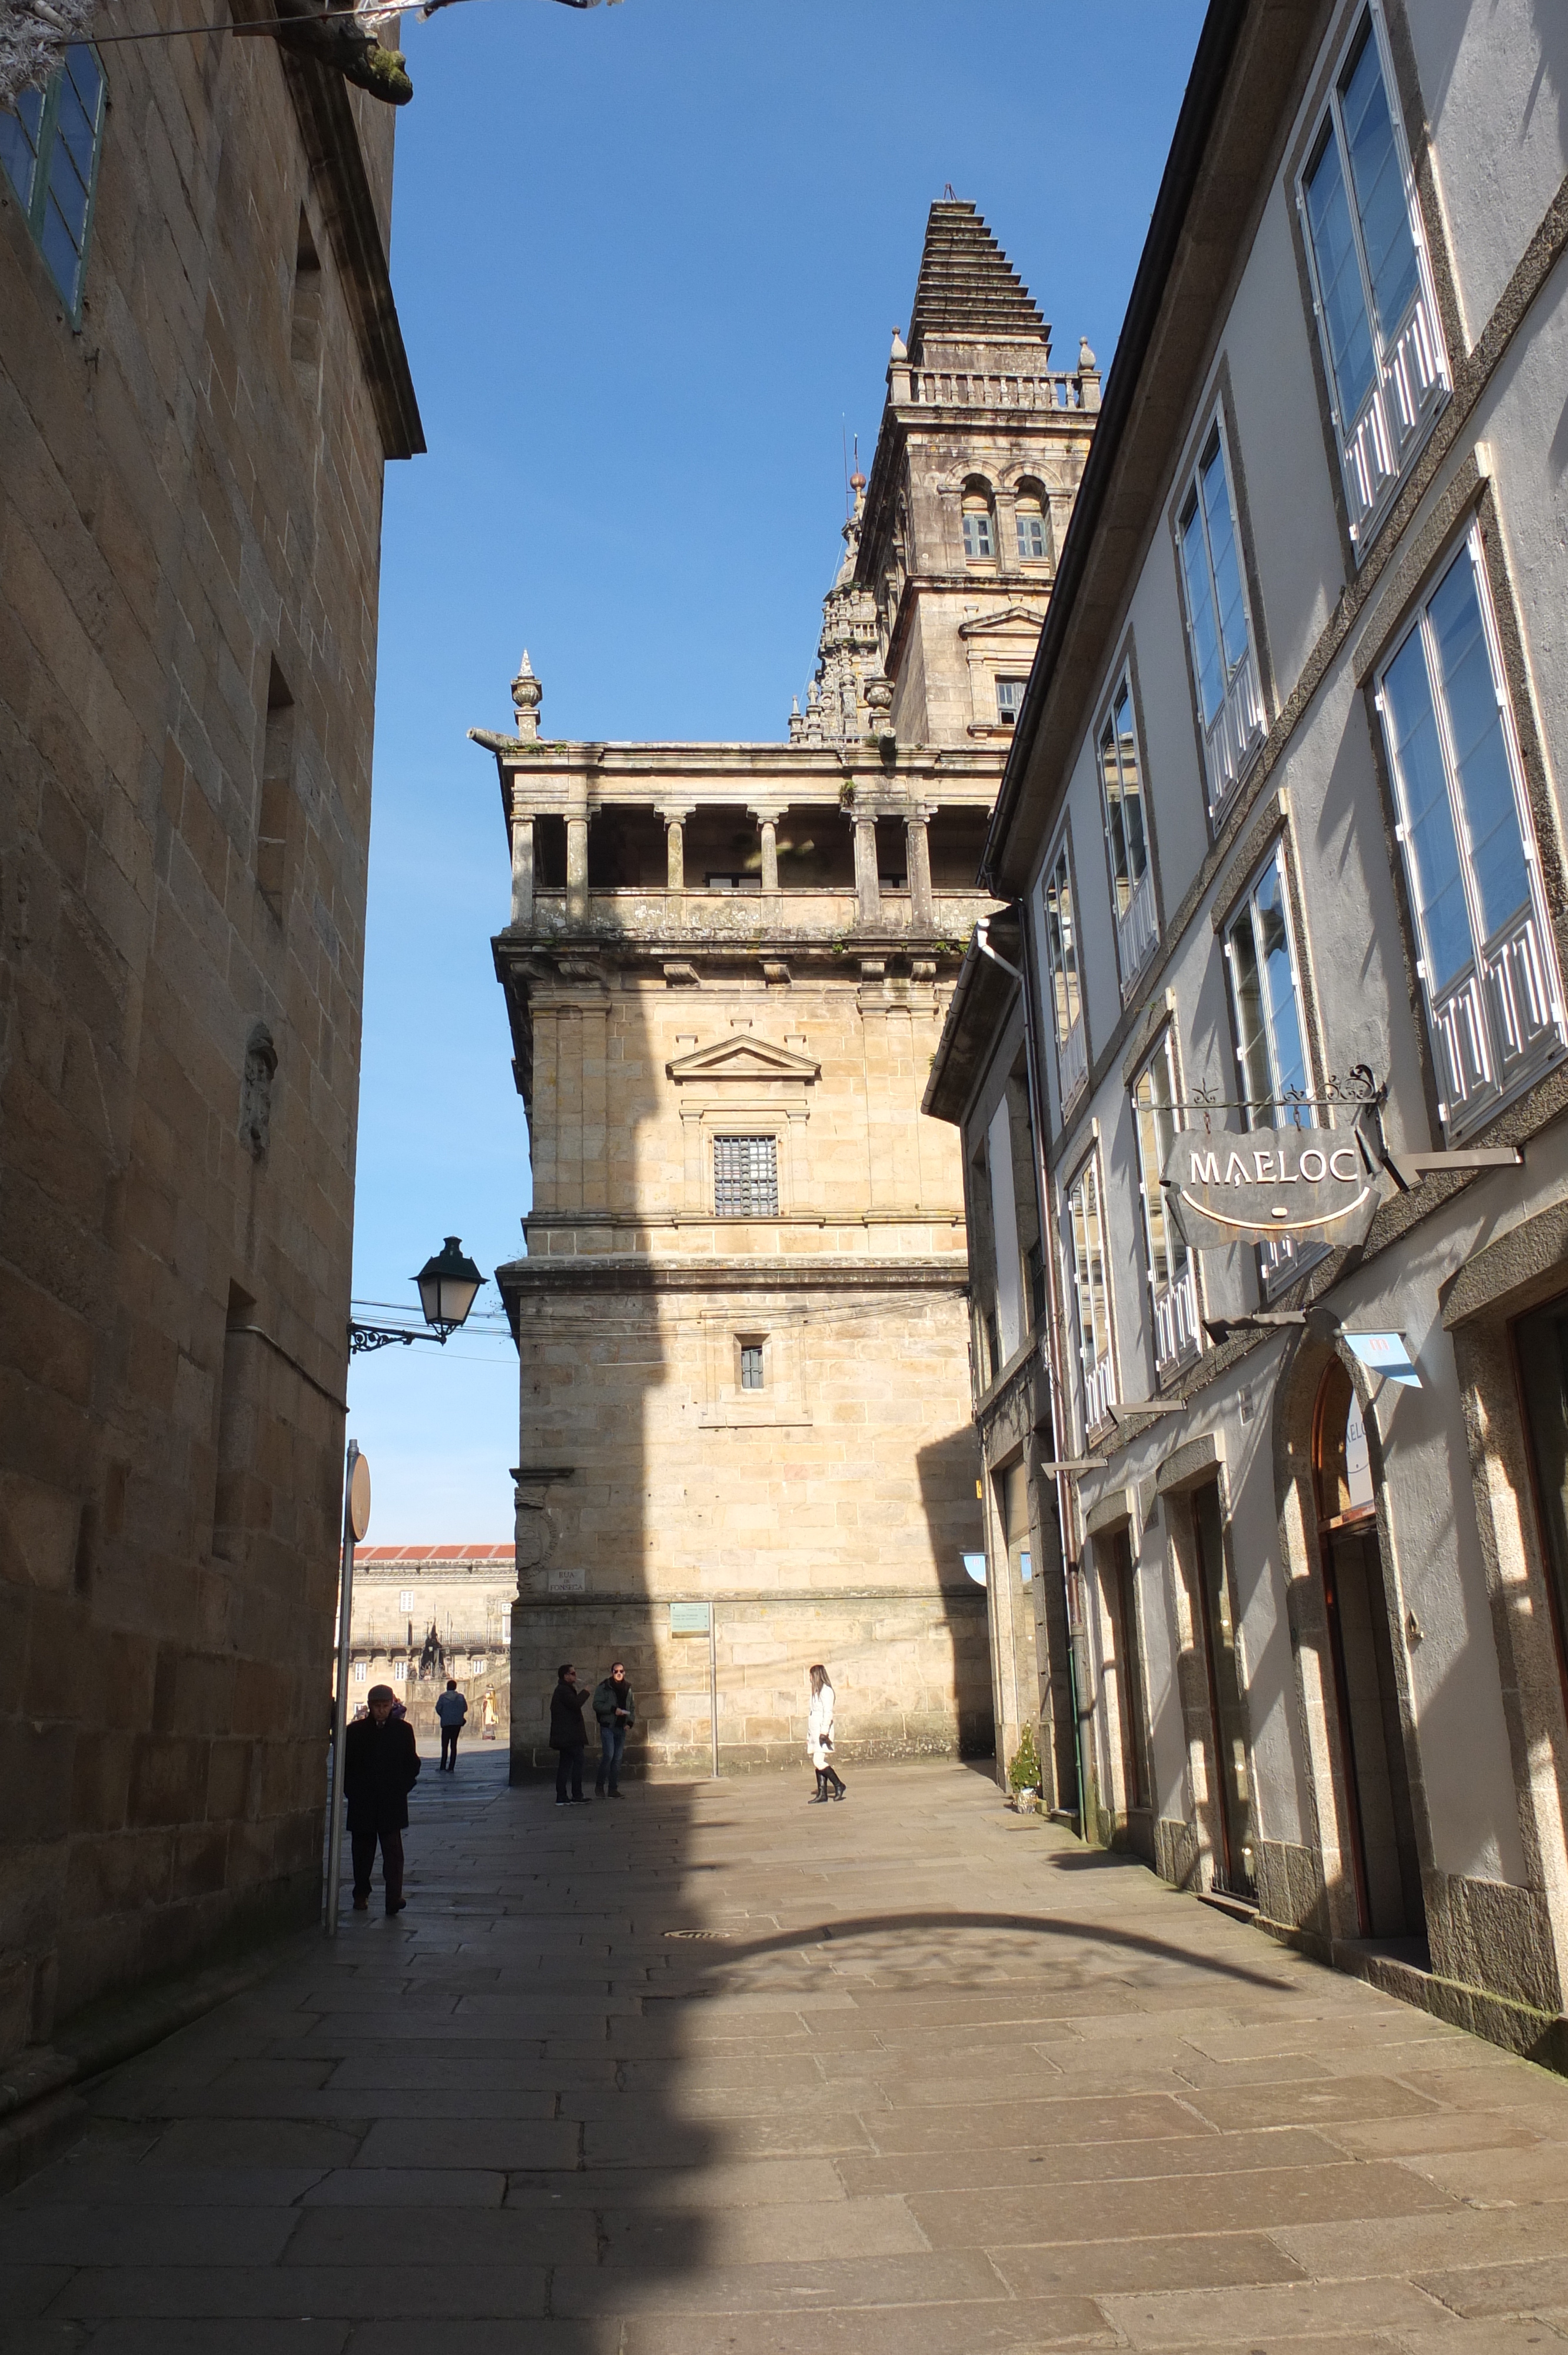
1311, 1360, 1427, 1948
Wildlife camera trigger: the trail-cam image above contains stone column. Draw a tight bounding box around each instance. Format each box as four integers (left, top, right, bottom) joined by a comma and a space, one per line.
853, 815, 881, 926
566, 814, 589, 925
759, 818, 779, 893
906, 808, 932, 931
665, 815, 685, 894
510, 810, 535, 930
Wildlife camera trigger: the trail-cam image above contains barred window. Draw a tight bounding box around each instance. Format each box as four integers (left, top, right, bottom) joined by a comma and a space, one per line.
713, 1135, 778, 1216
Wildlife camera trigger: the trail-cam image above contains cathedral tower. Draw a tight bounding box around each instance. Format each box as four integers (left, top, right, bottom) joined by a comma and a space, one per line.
474, 201, 1097, 1780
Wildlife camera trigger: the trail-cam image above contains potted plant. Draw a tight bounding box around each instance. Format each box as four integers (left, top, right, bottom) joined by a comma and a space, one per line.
1008, 1726, 1043, 1812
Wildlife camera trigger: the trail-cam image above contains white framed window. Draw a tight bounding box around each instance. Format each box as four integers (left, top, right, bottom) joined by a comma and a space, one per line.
1099, 673, 1157, 987
392, 1660, 407, 1684
353, 1660, 367, 1683
1177, 418, 1264, 815
962, 508, 994, 560
1223, 842, 1319, 1285
0, 42, 105, 323
1375, 526, 1565, 1136
1065, 1150, 1116, 1435
472, 1657, 487, 1676
1298, 6, 1448, 552
1016, 506, 1048, 562
739, 1342, 765, 1390
996, 676, 1028, 726
714, 1135, 779, 1216
1038, 840, 1087, 1110
398, 1589, 414, 1613
1132, 1030, 1201, 1373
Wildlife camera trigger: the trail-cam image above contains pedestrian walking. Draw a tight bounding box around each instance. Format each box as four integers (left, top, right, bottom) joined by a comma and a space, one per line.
592, 1661, 636, 1797
434, 1677, 467, 1772
549, 1664, 589, 1805
481, 1689, 499, 1742
343, 1683, 421, 1913
807, 1663, 846, 1803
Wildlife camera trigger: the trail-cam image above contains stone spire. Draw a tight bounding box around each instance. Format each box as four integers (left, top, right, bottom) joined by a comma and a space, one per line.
788, 470, 892, 748
510, 649, 542, 742
906, 198, 1049, 361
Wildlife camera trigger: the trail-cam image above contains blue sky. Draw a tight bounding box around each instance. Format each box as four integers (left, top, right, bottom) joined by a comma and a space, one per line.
348, 0, 1207, 1541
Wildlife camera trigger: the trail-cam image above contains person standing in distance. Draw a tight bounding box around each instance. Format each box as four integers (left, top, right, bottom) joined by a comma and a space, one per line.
549, 1664, 590, 1806
344, 1683, 421, 1913
592, 1661, 636, 1797
434, 1677, 467, 1772
807, 1663, 846, 1804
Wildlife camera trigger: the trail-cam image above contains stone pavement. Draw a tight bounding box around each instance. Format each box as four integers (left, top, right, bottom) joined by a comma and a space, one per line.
5, 1754, 1568, 2353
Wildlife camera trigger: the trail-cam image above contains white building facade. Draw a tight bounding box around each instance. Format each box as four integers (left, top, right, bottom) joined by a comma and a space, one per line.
929, 0, 1568, 2059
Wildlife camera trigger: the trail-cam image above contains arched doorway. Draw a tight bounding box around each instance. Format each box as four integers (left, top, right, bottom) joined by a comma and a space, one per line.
1312, 1360, 1427, 1947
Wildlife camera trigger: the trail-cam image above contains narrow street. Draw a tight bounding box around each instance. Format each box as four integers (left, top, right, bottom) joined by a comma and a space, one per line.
6, 1757, 1568, 2351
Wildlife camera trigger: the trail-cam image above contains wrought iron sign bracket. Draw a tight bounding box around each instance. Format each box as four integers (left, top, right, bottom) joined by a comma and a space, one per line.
1384, 1146, 1522, 1191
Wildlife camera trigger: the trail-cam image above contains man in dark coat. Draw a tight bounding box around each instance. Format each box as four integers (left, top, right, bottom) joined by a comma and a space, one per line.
549, 1664, 589, 1806
343, 1683, 421, 1913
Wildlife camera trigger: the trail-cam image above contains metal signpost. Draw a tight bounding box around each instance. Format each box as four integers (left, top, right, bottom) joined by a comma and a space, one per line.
324, 1442, 373, 1933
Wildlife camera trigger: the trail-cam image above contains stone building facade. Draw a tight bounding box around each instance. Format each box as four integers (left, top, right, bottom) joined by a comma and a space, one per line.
348, 1545, 513, 1742
929, 0, 1568, 2059
0, 14, 418, 2064
475, 204, 1098, 1783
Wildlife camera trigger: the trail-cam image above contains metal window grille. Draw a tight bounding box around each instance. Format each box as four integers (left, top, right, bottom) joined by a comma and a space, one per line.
713, 1135, 778, 1216
739, 1345, 765, 1390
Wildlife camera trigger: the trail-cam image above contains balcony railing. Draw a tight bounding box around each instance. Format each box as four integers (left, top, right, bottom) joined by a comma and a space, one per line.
908, 368, 1093, 411
1203, 648, 1265, 816
1342, 288, 1446, 547
1437, 903, 1564, 1136
1057, 1015, 1088, 1110
1152, 1263, 1202, 1372
1116, 864, 1159, 993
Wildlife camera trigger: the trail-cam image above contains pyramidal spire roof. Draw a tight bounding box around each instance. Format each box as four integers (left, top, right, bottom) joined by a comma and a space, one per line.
906, 198, 1047, 360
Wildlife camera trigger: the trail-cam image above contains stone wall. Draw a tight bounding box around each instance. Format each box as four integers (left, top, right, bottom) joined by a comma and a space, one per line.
0, 26, 414, 2057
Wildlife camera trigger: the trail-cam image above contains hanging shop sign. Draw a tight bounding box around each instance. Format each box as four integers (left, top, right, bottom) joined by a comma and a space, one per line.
1343, 1331, 1421, 1388
1163, 1126, 1379, 1252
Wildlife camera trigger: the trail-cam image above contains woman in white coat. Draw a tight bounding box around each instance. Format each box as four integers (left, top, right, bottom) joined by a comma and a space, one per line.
807, 1664, 846, 1803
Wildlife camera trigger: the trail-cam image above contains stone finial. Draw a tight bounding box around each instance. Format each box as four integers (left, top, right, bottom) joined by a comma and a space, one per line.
510, 648, 543, 742
1078, 336, 1097, 372
890, 325, 907, 362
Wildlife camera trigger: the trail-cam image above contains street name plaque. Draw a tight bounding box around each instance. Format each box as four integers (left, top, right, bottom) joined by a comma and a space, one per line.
1163, 1125, 1378, 1252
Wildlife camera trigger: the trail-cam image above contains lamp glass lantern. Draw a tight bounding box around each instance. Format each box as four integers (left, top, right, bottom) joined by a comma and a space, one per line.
414, 1237, 484, 1338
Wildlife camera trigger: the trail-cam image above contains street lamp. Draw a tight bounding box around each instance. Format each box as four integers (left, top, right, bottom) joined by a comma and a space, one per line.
350, 1236, 486, 1355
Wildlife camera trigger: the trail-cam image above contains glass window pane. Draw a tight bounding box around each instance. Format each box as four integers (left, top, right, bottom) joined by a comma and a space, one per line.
1340, 21, 1420, 340
0, 84, 44, 210
1180, 494, 1224, 724
1016, 511, 1047, 559
40, 192, 84, 307
1427, 551, 1529, 943
1304, 121, 1377, 419
1111, 684, 1147, 892
1042, 850, 1081, 1047
1227, 907, 1271, 1107
1069, 1162, 1108, 1366
963, 512, 992, 559
1200, 436, 1250, 679
53, 75, 95, 185
1255, 855, 1310, 1105
1384, 625, 1473, 990
1135, 1046, 1188, 1290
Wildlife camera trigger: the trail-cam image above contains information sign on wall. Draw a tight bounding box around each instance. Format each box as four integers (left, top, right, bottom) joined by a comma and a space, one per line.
669, 1601, 712, 1635
1163, 1125, 1378, 1252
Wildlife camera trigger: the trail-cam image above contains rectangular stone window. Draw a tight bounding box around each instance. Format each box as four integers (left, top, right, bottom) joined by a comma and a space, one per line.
399, 1589, 414, 1611
1065, 1149, 1116, 1434
354, 1660, 367, 1683
1222, 841, 1320, 1288
1176, 417, 1264, 817
713, 1135, 778, 1217
962, 510, 994, 560
739, 1343, 765, 1391
1038, 838, 1086, 1110
1374, 525, 1565, 1136
1131, 1030, 1201, 1374
996, 676, 1028, 726
392, 1660, 407, 1683
1297, 6, 1448, 552
0, 42, 105, 323
1099, 672, 1157, 987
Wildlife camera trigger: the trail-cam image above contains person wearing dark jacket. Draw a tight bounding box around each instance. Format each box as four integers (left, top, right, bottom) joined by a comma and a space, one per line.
592, 1663, 636, 1797
549, 1664, 590, 1806
343, 1684, 421, 1913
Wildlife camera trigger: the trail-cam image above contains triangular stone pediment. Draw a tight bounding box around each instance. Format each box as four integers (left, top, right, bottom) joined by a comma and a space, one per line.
667, 1036, 821, 1084
958, 605, 1042, 641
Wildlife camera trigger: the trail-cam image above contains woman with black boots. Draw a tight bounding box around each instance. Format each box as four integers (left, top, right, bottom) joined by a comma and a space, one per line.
806, 1663, 846, 1803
